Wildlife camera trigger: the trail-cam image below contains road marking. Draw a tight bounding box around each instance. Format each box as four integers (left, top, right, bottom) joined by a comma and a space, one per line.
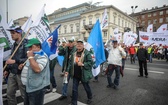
125, 68, 164, 74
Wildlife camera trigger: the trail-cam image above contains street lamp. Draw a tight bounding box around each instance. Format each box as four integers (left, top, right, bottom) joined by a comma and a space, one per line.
131, 6, 138, 13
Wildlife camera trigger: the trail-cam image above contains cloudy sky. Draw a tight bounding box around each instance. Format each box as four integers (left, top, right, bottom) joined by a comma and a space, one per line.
0, 0, 168, 22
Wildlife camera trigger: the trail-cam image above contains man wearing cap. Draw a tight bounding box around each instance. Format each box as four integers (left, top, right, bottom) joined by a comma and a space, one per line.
3, 26, 28, 105
137, 43, 148, 78
20, 38, 50, 105
106, 38, 126, 89
66, 39, 93, 105
58, 38, 76, 100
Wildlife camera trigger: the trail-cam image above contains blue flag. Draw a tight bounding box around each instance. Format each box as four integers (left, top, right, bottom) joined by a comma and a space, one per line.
42, 25, 61, 57
87, 19, 106, 67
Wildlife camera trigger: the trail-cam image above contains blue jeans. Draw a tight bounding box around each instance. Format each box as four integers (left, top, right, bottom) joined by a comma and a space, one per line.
71, 77, 92, 105
24, 87, 46, 105
62, 74, 71, 96
148, 54, 152, 63
107, 64, 120, 87
50, 69, 57, 88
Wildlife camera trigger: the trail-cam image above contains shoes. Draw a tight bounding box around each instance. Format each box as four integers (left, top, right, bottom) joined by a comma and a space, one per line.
58, 96, 67, 100
138, 75, 143, 77
113, 85, 119, 90
93, 80, 98, 82
87, 99, 92, 104
145, 75, 148, 78
52, 88, 57, 93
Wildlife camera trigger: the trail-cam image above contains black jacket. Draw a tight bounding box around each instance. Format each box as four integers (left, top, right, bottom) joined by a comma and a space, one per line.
137, 48, 148, 61
5, 39, 28, 74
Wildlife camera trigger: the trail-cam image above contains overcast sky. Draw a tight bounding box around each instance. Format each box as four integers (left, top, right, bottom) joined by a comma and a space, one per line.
0, 0, 168, 22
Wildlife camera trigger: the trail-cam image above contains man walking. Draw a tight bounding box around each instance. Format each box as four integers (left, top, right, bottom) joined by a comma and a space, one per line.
66, 39, 93, 105
137, 43, 148, 78
106, 39, 126, 89
3, 26, 28, 105
21, 38, 50, 105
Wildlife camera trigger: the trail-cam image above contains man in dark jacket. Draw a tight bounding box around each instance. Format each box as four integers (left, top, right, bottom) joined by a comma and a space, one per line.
66, 39, 93, 105
137, 43, 148, 78
58, 39, 76, 100
3, 26, 28, 105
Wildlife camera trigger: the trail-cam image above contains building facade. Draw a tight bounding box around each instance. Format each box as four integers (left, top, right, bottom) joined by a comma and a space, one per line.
13, 16, 28, 26
130, 5, 168, 32
48, 2, 136, 42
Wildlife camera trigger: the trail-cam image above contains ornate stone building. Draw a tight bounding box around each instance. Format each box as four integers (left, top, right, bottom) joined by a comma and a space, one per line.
48, 2, 136, 42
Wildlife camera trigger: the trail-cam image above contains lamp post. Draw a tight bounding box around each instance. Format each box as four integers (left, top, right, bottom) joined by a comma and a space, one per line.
6, 0, 8, 23
131, 6, 138, 13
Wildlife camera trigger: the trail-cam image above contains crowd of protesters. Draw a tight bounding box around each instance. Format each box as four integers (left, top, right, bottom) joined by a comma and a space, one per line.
2, 26, 168, 105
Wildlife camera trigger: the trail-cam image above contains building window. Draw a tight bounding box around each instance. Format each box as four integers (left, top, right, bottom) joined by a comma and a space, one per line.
160, 11, 163, 15
104, 31, 107, 37
76, 25, 79, 32
59, 28, 61, 34
153, 12, 156, 16
153, 19, 157, 24
122, 20, 124, 27
125, 22, 127, 27
113, 16, 116, 24
148, 13, 151, 17
128, 22, 130, 28
96, 16, 99, 21
142, 21, 145, 26
148, 20, 151, 25
141, 15, 145, 19
70, 26, 73, 33
166, 10, 168, 14
118, 18, 120, 26
83, 19, 86, 26
166, 17, 168, 22
89, 18, 92, 25
159, 18, 163, 23
64, 27, 67, 33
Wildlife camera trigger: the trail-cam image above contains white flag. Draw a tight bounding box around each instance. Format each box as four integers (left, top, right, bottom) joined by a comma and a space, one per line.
157, 24, 167, 32
147, 24, 153, 33
21, 15, 32, 33
8, 19, 14, 27
0, 45, 4, 105
101, 9, 108, 29
113, 28, 119, 34
0, 9, 14, 60
28, 5, 51, 43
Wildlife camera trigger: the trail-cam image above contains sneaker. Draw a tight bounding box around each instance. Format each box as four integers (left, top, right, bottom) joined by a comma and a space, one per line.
145, 75, 148, 78
52, 88, 57, 93
138, 75, 143, 77
87, 99, 92, 104
58, 96, 67, 100
106, 85, 112, 88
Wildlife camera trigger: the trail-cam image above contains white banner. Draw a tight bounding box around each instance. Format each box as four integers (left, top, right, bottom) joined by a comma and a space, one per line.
139, 31, 168, 46
0, 46, 4, 105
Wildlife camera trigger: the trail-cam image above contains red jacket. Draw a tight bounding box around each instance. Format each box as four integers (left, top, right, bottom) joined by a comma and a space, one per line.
129, 46, 136, 54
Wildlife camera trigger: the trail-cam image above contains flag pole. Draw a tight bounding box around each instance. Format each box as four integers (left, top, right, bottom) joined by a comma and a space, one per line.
3, 28, 31, 71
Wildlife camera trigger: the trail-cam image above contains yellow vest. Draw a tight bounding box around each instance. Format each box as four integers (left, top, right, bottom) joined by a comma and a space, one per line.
148, 47, 152, 53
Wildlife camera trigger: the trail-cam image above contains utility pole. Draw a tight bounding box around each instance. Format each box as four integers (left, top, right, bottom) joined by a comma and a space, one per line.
6, 0, 8, 23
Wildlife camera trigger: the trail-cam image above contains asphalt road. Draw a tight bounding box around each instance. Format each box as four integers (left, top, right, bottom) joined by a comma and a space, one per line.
47, 58, 168, 105
3, 59, 168, 105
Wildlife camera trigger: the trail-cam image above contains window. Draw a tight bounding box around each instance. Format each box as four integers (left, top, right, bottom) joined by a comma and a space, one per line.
142, 21, 145, 25
70, 26, 73, 33
128, 22, 130, 28
83, 19, 86, 26
153, 19, 157, 24
89, 18, 92, 25
118, 18, 120, 26
59, 28, 61, 34
113, 16, 116, 24
64, 27, 67, 33
104, 31, 107, 37
166, 17, 168, 22
153, 12, 156, 16
159, 18, 163, 23
141, 15, 145, 19
96, 16, 99, 21
160, 11, 163, 15
122, 20, 124, 27
148, 20, 151, 25
76, 25, 79, 32
166, 10, 168, 14
125, 22, 127, 27
148, 13, 151, 17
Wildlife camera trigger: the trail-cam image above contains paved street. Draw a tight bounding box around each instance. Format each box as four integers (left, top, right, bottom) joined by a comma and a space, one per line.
3, 59, 168, 105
